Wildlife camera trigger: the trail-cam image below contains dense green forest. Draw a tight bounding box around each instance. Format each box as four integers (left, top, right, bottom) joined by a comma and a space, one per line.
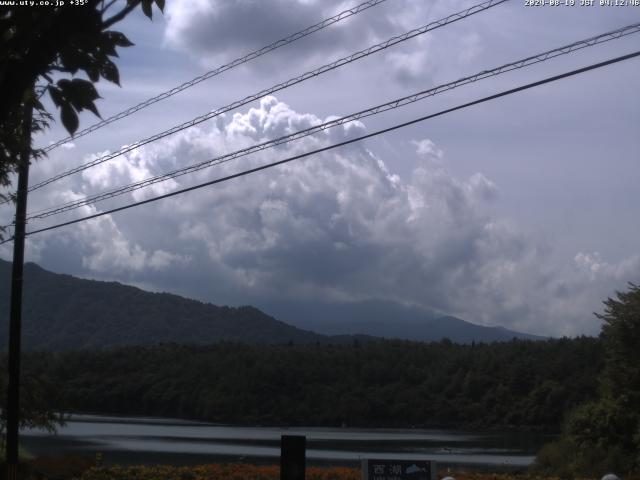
18, 337, 601, 431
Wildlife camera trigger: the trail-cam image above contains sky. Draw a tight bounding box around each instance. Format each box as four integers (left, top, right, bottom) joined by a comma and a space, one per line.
1, 0, 639, 337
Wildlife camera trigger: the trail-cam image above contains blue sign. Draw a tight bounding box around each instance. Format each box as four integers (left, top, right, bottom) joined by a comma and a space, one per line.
361, 459, 436, 480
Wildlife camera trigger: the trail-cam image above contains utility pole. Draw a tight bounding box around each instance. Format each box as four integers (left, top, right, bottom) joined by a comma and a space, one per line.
5, 103, 33, 480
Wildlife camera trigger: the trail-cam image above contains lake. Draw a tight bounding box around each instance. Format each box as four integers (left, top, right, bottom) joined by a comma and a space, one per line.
22, 415, 554, 470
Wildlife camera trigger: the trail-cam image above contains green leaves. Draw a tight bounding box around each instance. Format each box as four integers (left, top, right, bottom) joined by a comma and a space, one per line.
0, 0, 162, 150
104, 31, 134, 48
45, 8, 144, 135
536, 283, 640, 476
49, 86, 64, 108
138, 0, 165, 19
49, 79, 102, 135
60, 104, 79, 138
65, 79, 101, 116
141, 0, 153, 19
58, 28, 131, 84
99, 58, 120, 85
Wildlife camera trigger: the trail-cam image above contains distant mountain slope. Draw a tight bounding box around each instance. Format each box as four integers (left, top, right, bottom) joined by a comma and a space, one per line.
0, 260, 543, 350
261, 299, 545, 342
0, 260, 324, 350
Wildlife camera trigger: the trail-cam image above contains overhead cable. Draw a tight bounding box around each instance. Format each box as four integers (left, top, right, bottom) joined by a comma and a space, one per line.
2, 49, 636, 245
23, 22, 640, 222
39, 0, 392, 154
26, 0, 507, 193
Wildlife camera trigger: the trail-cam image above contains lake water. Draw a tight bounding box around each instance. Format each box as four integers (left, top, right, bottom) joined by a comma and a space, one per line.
22, 415, 554, 470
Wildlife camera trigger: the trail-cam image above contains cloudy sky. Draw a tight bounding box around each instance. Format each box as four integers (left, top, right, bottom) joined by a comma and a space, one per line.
1, 0, 639, 337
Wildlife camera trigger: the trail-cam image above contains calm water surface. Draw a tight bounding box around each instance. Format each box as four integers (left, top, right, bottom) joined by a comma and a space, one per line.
22, 415, 554, 469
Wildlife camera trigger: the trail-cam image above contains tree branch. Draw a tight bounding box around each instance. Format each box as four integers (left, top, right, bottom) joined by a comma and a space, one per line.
103, 1, 139, 29
101, 0, 119, 15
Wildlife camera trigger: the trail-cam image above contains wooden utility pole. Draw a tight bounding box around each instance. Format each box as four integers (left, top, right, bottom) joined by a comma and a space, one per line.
5, 103, 33, 480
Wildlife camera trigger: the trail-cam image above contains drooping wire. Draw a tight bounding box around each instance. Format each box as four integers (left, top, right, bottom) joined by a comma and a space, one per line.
40, 0, 392, 154
26, 0, 508, 193
22, 22, 640, 222
1, 49, 635, 245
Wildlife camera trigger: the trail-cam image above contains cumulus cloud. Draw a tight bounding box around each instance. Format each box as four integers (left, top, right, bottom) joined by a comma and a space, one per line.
4, 96, 638, 337
164, 0, 391, 69
162, 0, 484, 85
75, 215, 189, 274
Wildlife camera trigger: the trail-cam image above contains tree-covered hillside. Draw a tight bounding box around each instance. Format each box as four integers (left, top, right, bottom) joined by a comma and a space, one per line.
22, 337, 601, 430
0, 260, 544, 349
0, 260, 324, 349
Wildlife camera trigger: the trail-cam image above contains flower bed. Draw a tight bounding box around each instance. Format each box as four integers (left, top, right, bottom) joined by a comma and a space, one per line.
79, 464, 360, 480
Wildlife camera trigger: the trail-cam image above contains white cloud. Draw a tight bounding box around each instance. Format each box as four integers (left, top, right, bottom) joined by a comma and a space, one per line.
7, 96, 639, 337
413, 139, 443, 159
163, 0, 384, 69
76, 214, 188, 274
161, 0, 486, 85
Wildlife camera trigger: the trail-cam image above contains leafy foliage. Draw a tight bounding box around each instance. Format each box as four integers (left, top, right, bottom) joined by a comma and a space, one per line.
18, 337, 601, 430
0, 356, 65, 441
597, 283, 640, 407
0, 0, 164, 205
533, 284, 640, 476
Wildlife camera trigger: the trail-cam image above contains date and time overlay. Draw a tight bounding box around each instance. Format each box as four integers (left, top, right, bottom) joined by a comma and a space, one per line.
525, 0, 639, 7
4, 0, 640, 8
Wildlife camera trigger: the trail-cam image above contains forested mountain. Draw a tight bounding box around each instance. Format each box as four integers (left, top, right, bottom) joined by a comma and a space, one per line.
20, 337, 601, 430
0, 260, 324, 349
0, 259, 539, 349
0, 259, 603, 432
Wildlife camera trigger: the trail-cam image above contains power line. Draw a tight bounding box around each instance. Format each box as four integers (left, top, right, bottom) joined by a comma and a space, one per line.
26, 0, 507, 193
22, 22, 640, 222
39, 0, 392, 154
3, 49, 636, 245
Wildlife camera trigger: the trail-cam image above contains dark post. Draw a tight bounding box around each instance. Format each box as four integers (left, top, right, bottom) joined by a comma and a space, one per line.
280, 435, 306, 480
5, 103, 33, 480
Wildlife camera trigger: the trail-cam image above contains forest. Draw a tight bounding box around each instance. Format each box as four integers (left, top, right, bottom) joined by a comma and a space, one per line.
15, 336, 601, 431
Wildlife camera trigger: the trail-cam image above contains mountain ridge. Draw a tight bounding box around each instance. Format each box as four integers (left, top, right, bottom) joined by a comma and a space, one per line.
0, 259, 543, 349
0, 259, 326, 350
260, 299, 545, 342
